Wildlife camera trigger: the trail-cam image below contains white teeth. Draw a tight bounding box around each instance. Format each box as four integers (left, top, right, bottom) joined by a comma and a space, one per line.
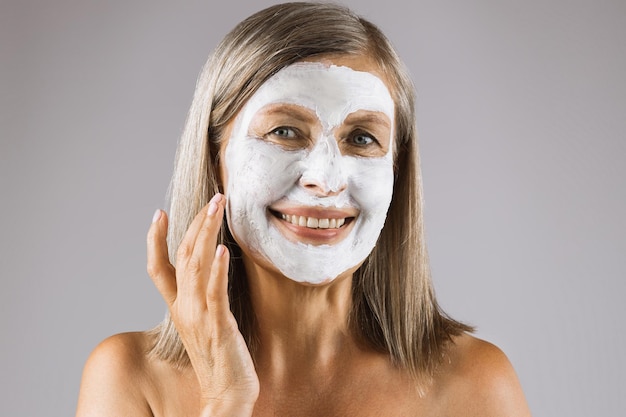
279, 213, 347, 229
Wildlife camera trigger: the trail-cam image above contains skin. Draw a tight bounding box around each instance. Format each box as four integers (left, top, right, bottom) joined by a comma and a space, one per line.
75, 55, 532, 417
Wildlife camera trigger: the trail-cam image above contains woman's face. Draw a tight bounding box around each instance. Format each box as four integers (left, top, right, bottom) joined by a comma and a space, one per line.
221, 56, 395, 284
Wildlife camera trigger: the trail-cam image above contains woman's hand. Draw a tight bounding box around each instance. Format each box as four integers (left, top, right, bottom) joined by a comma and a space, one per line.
147, 193, 260, 416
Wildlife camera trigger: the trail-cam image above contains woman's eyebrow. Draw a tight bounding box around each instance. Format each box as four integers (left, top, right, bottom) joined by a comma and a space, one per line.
255, 104, 318, 124
343, 111, 391, 129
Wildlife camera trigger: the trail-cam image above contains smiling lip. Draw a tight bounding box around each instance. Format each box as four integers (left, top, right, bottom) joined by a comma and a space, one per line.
268, 206, 357, 243
279, 213, 346, 229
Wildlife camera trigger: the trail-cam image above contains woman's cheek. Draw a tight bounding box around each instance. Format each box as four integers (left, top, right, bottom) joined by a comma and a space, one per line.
229, 138, 304, 208
344, 156, 394, 213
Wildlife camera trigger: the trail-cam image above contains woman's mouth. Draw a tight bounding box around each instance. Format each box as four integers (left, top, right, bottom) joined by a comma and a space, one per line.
278, 213, 346, 229
268, 208, 356, 244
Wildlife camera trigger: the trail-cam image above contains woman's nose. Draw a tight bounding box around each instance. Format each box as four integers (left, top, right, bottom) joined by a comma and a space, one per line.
298, 136, 348, 197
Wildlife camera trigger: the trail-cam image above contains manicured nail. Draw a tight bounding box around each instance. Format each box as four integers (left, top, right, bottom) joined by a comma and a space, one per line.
209, 193, 223, 205
152, 209, 162, 223
207, 193, 224, 216
216, 244, 225, 257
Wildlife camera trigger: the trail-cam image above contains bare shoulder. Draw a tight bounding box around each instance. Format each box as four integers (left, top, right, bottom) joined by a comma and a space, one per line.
76, 332, 154, 417
436, 333, 532, 416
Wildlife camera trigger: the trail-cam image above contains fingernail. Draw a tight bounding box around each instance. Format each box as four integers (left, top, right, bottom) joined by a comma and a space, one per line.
216, 244, 225, 257
209, 193, 223, 205
152, 209, 162, 223
207, 202, 218, 216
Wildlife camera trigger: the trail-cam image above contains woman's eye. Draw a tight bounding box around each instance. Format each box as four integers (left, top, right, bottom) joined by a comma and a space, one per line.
270, 127, 297, 138
350, 132, 376, 146
262, 125, 309, 151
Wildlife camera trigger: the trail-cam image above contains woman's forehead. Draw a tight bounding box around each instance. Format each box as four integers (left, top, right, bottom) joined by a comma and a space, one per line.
239, 62, 395, 131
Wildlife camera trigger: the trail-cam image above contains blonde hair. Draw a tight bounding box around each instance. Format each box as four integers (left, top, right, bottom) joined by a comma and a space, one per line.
149, 1, 472, 388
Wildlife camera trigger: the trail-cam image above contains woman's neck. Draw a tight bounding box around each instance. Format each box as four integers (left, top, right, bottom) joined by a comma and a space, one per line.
242, 256, 359, 383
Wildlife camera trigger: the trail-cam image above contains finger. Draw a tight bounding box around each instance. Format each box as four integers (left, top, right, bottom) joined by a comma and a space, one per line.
176, 193, 224, 268
177, 193, 225, 299
187, 195, 225, 278
206, 244, 230, 313
147, 209, 177, 305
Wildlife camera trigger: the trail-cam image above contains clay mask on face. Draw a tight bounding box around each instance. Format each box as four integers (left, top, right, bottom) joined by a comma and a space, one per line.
224, 62, 395, 284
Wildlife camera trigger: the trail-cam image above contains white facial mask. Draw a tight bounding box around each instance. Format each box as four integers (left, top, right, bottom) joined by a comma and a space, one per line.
224, 62, 395, 284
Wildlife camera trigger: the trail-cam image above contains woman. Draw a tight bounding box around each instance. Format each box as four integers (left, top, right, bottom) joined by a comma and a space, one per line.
76, 3, 531, 416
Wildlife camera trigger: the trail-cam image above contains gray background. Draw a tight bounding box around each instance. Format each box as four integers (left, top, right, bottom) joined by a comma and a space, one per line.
1, 0, 624, 416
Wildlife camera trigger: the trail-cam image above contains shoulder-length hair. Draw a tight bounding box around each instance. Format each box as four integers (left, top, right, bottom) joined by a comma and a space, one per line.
149, 1, 472, 390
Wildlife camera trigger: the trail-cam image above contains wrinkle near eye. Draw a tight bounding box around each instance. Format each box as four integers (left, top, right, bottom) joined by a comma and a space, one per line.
271, 127, 297, 138
333, 127, 389, 158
